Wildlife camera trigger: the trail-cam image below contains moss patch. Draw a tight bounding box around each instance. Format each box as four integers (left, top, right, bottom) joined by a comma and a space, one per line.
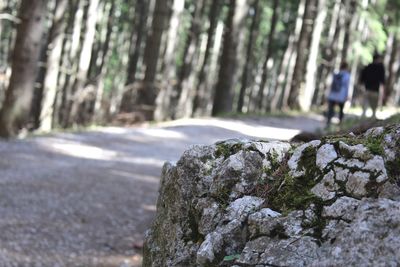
214, 141, 245, 159
266, 147, 322, 214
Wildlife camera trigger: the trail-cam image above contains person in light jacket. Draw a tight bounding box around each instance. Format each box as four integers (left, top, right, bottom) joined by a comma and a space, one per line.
326, 62, 351, 127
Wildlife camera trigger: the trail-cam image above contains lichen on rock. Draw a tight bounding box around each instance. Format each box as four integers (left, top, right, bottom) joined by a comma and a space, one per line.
143, 124, 400, 267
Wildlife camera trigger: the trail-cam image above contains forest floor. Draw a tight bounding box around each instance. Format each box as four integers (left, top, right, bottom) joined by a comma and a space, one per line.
0, 114, 326, 267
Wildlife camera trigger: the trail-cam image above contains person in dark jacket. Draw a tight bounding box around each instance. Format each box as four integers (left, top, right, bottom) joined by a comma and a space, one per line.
326, 62, 351, 127
360, 54, 385, 118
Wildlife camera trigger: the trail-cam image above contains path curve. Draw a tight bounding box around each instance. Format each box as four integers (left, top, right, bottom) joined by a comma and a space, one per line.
0, 115, 323, 266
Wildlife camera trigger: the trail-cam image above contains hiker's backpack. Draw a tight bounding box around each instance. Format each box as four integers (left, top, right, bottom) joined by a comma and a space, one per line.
331, 73, 343, 93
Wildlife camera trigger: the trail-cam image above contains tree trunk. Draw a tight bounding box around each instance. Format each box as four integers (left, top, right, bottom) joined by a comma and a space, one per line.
300, 0, 327, 111
192, 0, 221, 116
0, 0, 46, 137
385, 35, 400, 105
281, 0, 306, 109
58, 0, 83, 127
92, 1, 116, 123
237, 0, 261, 113
313, 0, 342, 107
154, 0, 185, 121
287, 0, 317, 109
212, 0, 247, 116
340, 0, 357, 65
125, 0, 149, 85
136, 0, 170, 120
175, 0, 206, 118
37, 0, 68, 132
67, 0, 99, 126
256, 0, 279, 111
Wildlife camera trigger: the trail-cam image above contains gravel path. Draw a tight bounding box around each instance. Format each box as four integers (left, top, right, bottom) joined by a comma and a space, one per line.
0, 115, 323, 267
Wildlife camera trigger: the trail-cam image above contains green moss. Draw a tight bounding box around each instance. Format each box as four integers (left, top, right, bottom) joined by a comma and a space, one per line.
326, 133, 385, 157
214, 142, 244, 159
186, 210, 204, 243
213, 186, 231, 208
262, 147, 322, 214
364, 135, 385, 155
268, 173, 321, 214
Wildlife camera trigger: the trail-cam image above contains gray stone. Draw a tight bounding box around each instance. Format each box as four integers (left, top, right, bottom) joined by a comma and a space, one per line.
335, 157, 365, 169
378, 182, 400, 201
311, 171, 338, 201
346, 171, 371, 198
225, 196, 264, 221
333, 166, 350, 181
196, 232, 223, 265
322, 196, 361, 221
313, 199, 400, 267
144, 127, 400, 267
288, 140, 321, 177
338, 141, 371, 160
316, 144, 337, 170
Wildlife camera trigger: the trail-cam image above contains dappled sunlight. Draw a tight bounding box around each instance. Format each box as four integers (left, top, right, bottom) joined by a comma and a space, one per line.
96, 127, 133, 134
142, 204, 157, 212
40, 138, 167, 167
346, 106, 400, 120
48, 142, 117, 161
110, 169, 159, 184
136, 128, 187, 139
158, 118, 303, 140
118, 156, 166, 168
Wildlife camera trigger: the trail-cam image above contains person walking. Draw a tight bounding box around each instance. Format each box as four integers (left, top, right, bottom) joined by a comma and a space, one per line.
360, 54, 386, 118
326, 62, 351, 127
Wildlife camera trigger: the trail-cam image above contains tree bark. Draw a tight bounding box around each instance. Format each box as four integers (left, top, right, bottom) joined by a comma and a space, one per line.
281, 0, 306, 109
37, 0, 68, 132
175, 0, 206, 118
340, 0, 357, 65
0, 0, 46, 137
58, 0, 84, 127
67, 0, 100, 126
136, 0, 170, 120
125, 0, 149, 85
385, 35, 400, 105
192, 0, 221, 116
212, 0, 247, 116
300, 0, 327, 111
287, 0, 317, 109
237, 0, 261, 113
154, 0, 185, 121
256, 0, 279, 111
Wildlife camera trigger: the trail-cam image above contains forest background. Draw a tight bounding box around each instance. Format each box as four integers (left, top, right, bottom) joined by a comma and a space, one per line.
0, 0, 399, 138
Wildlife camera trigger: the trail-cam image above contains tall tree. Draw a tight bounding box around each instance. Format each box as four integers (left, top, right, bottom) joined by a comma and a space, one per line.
67, 0, 100, 126
256, 0, 279, 111
237, 0, 261, 113
125, 0, 149, 86
154, 0, 185, 121
38, 0, 68, 131
136, 0, 170, 120
300, 0, 327, 111
0, 0, 46, 137
192, 0, 221, 116
287, 0, 317, 109
212, 0, 247, 116
175, 0, 206, 118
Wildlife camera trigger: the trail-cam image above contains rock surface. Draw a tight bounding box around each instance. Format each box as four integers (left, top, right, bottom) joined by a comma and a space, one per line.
143, 124, 400, 267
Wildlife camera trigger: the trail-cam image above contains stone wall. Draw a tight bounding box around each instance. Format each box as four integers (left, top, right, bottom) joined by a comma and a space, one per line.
143, 124, 400, 267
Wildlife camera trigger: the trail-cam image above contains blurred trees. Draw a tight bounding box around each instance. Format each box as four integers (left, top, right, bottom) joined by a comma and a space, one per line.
0, 0, 399, 137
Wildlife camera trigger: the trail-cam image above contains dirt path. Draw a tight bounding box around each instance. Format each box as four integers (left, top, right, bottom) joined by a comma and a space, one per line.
0, 115, 323, 267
